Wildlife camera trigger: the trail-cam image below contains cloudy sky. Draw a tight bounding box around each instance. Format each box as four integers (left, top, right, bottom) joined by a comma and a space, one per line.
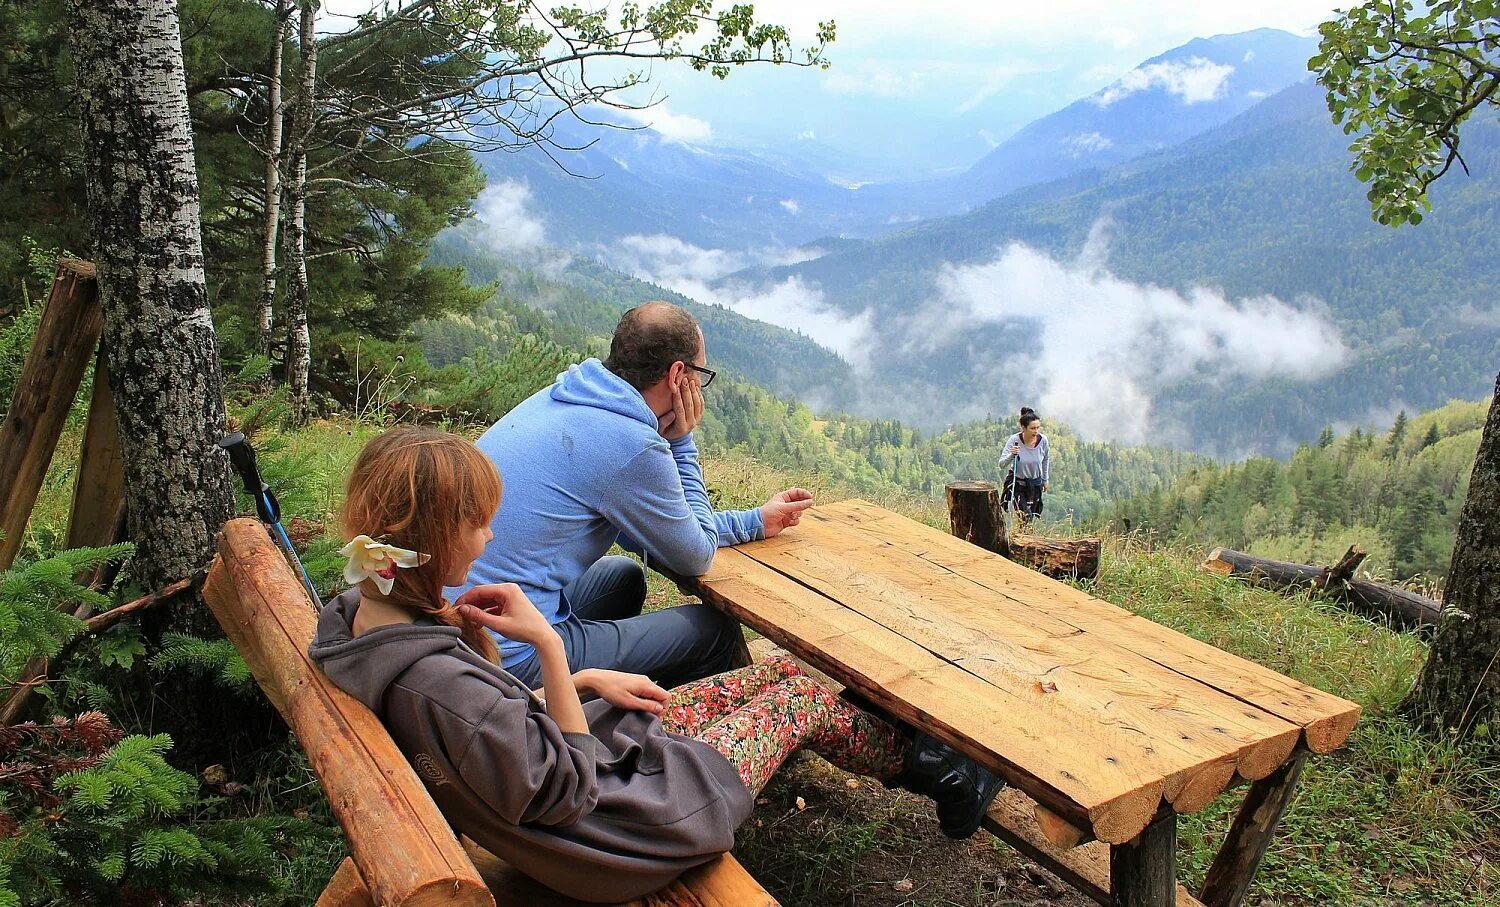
597, 0, 1348, 174
320, 1, 1348, 174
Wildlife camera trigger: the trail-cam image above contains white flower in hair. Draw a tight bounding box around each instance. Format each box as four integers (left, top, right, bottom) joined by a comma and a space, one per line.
340, 534, 429, 595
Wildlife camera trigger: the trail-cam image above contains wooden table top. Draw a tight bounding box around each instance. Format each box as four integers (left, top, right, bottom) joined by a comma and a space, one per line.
685, 500, 1360, 845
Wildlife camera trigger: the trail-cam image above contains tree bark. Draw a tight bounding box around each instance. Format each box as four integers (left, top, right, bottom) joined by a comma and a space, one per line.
68, 0, 275, 768
1402, 372, 1500, 739
946, 481, 1101, 579
256, 0, 293, 373
68, 0, 234, 597
1200, 548, 1443, 633
946, 480, 1008, 556
284, 0, 319, 424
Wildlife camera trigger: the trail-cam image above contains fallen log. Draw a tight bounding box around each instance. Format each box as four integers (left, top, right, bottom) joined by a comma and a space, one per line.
1011, 533, 1102, 582
946, 481, 1100, 580
1200, 547, 1442, 633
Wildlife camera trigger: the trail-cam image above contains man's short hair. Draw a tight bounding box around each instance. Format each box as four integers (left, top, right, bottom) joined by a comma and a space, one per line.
604, 302, 701, 391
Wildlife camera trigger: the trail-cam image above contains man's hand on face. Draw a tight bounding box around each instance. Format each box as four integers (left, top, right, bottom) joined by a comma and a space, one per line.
657, 369, 704, 441
761, 488, 814, 538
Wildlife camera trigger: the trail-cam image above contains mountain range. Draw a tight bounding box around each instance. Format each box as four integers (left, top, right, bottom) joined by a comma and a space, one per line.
448, 28, 1500, 458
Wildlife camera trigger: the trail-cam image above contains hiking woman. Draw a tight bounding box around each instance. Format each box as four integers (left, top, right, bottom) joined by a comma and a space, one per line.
309, 426, 1003, 902
999, 407, 1050, 521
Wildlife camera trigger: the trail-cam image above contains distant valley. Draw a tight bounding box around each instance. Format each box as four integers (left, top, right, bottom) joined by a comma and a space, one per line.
446, 28, 1500, 459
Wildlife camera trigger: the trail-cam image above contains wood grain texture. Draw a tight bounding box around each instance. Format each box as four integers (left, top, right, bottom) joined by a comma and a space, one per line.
758, 515, 1300, 786
819, 501, 1360, 754
689, 547, 1164, 843
0, 259, 102, 569
673, 500, 1354, 845
205, 519, 492, 907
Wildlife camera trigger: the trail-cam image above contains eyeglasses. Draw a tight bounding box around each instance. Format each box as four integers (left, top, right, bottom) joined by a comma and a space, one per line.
687, 364, 717, 388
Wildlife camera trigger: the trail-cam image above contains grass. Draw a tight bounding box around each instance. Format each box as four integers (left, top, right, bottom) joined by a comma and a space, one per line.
15, 414, 1499, 905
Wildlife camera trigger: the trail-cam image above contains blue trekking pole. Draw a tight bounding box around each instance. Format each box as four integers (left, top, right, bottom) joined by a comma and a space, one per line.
217, 432, 323, 609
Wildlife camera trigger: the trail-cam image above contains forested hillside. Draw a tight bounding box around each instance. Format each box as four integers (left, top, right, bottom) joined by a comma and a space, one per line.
426, 224, 863, 410
1112, 399, 1487, 583
414, 248, 1206, 519
742, 80, 1500, 455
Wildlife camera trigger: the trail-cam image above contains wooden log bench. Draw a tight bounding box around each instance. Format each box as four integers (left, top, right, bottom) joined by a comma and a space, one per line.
202, 518, 778, 907
665, 500, 1362, 907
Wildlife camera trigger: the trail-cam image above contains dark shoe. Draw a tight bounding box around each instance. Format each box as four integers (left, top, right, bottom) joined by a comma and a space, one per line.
888, 733, 1006, 839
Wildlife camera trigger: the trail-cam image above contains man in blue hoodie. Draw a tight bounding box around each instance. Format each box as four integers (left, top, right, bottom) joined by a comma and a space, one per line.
456, 302, 815, 688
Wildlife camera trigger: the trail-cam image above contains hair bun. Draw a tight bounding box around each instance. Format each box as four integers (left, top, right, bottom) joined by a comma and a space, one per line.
1019, 406, 1035, 417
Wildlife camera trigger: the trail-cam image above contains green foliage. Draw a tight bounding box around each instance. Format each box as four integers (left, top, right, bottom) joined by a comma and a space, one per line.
1113, 398, 1487, 583
0, 720, 313, 904
150, 633, 257, 697
0, 544, 133, 683
1095, 541, 1497, 903
1312, 0, 1500, 225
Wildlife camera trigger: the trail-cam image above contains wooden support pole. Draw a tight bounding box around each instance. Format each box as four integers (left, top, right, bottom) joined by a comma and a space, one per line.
65, 350, 128, 556
316, 858, 375, 907
946, 481, 1007, 556
1110, 811, 1177, 907
204, 519, 493, 907
0, 259, 102, 570
1198, 751, 1308, 907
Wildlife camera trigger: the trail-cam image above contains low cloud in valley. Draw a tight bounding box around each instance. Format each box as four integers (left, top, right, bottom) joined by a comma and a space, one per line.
903, 222, 1349, 442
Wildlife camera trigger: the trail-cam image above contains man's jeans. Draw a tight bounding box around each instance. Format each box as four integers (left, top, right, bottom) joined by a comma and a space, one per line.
504, 556, 742, 689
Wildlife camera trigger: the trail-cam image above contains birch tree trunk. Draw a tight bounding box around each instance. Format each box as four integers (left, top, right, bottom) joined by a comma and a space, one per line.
255, 0, 292, 372
1402, 372, 1500, 740
68, 0, 233, 596
284, 0, 318, 424
68, 0, 280, 768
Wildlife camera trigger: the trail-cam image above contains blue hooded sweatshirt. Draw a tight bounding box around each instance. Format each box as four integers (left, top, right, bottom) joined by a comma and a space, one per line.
453, 358, 764, 667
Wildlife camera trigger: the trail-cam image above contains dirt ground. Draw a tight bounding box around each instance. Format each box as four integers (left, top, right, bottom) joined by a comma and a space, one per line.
736, 753, 1095, 907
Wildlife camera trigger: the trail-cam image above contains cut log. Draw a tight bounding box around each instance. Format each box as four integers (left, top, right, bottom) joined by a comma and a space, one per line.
1011, 533, 1102, 581
204, 519, 492, 907
946, 481, 1101, 580
1201, 548, 1441, 633
946, 481, 1007, 556
0, 259, 103, 570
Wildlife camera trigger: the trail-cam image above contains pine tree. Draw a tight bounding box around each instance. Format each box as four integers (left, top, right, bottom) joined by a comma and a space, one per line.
1421, 423, 1441, 450
1386, 410, 1408, 459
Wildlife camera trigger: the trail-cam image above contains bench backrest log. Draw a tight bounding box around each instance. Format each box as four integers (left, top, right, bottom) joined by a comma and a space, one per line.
203, 518, 493, 907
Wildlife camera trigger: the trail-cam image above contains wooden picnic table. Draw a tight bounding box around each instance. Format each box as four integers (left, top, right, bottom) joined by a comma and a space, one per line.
670, 500, 1360, 907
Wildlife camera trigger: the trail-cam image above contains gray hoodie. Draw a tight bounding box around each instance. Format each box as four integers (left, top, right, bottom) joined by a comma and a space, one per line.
308, 589, 754, 902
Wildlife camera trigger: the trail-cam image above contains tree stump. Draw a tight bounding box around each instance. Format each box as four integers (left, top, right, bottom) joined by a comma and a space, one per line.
946, 481, 1101, 580
946, 481, 1007, 556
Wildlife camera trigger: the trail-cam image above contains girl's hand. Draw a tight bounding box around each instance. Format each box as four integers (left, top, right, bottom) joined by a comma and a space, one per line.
1043, 483, 1050, 492
577, 669, 670, 715
456, 583, 556, 648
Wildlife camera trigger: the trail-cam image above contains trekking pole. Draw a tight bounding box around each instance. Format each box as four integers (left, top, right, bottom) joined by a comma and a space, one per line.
217, 432, 323, 609
1003, 439, 1021, 541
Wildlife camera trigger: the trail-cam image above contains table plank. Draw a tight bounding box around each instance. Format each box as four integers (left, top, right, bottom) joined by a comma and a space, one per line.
696, 549, 1165, 843
747, 516, 1301, 793
814, 501, 1361, 754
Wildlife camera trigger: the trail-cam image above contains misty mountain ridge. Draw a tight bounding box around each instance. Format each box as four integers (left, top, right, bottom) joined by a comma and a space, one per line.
724, 78, 1500, 456
468, 28, 1320, 249
450, 28, 1498, 459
